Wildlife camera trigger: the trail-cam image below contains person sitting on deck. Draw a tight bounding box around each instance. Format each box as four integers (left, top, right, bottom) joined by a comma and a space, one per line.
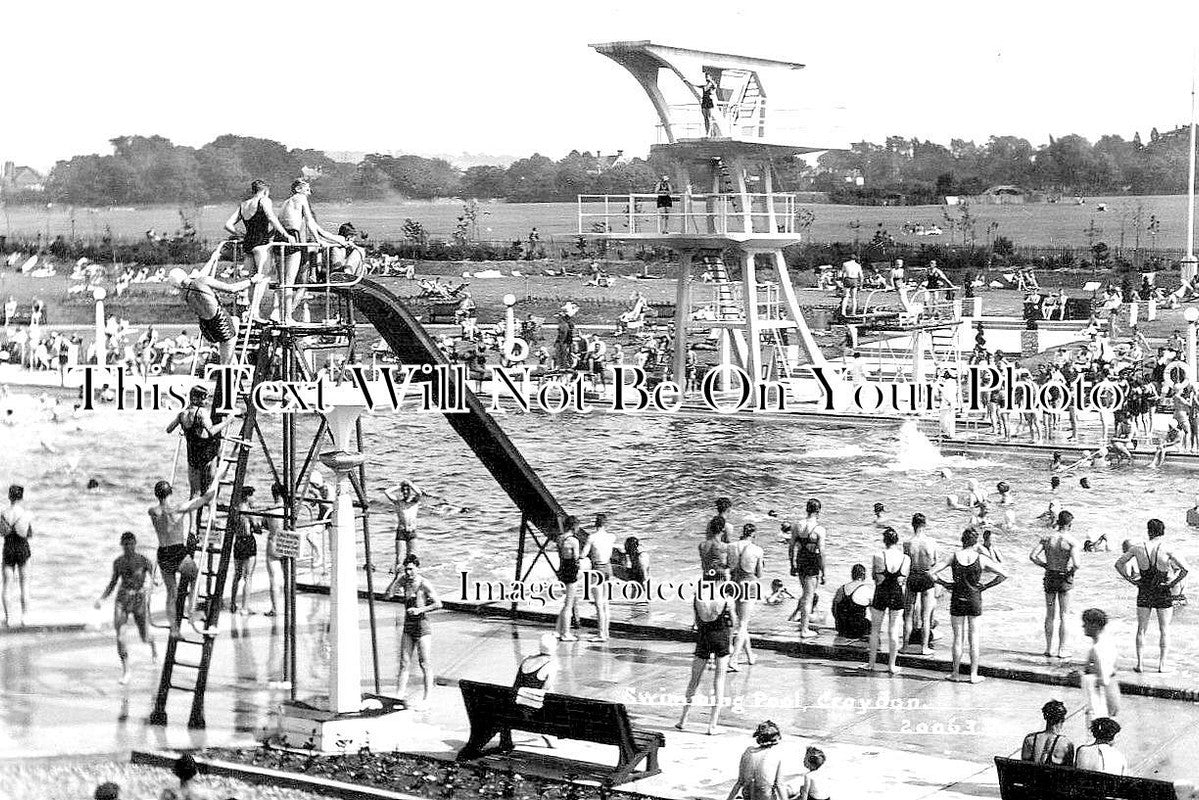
616, 292, 647, 334
832, 564, 872, 640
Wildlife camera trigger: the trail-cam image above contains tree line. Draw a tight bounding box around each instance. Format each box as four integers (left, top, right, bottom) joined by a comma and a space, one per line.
12, 126, 1199, 207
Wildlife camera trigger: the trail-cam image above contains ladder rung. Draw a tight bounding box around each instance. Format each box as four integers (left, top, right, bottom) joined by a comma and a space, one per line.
168, 683, 195, 692
173, 661, 201, 669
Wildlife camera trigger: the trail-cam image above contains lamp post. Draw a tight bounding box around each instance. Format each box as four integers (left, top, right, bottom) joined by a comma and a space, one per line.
503, 292, 517, 363
318, 392, 368, 714
92, 287, 107, 366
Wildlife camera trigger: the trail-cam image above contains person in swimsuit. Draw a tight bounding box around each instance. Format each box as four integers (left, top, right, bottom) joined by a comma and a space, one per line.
932, 528, 1008, 683
676, 570, 737, 735
1, 484, 34, 627
788, 499, 825, 638
700, 516, 730, 579
729, 523, 763, 668
1073, 717, 1128, 776
1029, 510, 1079, 658
699, 75, 718, 136
866, 527, 910, 674
796, 746, 832, 800
500, 632, 559, 751
725, 721, 786, 800
654, 175, 673, 232
612, 536, 649, 586
224, 180, 294, 324
1020, 699, 1075, 766
832, 565, 872, 639
1115, 518, 1189, 672
262, 482, 286, 617
148, 475, 221, 636
228, 487, 258, 614
387, 554, 442, 704
903, 512, 939, 655
329, 222, 367, 277
165, 386, 236, 502
167, 268, 258, 365
584, 512, 615, 641
554, 517, 583, 641
384, 480, 423, 569
94, 531, 158, 684
275, 179, 349, 322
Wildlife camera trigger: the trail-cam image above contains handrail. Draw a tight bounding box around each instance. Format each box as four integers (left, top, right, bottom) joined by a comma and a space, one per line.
578, 192, 800, 236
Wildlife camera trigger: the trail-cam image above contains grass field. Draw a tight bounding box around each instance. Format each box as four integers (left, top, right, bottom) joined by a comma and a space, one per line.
3, 194, 1197, 251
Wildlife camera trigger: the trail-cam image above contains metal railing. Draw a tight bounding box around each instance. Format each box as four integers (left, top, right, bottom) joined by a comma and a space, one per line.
655, 105, 810, 143
578, 193, 799, 237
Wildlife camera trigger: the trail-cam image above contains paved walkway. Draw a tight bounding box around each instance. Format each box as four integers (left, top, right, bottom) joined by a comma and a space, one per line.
3, 595, 1199, 798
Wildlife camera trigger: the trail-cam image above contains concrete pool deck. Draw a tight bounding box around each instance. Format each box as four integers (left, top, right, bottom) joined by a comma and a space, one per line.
3, 594, 1199, 799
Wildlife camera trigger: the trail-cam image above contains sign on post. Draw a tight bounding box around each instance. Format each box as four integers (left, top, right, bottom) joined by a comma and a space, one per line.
273, 529, 302, 559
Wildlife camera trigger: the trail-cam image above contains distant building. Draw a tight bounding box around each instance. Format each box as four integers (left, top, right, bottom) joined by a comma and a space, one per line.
2, 162, 45, 192
586, 150, 626, 176
976, 185, 1027, 205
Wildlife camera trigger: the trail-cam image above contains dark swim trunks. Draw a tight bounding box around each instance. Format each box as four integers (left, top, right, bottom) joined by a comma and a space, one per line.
2, 533, 30, 568
1043, 570, 1074, 594
907, 569, 935, 594
198, 306, 236, 344
157, 543, 189, 574
694, 612, 732, 659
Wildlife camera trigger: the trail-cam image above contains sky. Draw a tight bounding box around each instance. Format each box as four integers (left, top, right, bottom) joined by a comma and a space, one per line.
4, 0, 1199, 171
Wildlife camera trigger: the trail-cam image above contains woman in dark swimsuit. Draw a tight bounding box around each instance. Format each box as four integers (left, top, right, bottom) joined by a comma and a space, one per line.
387, 554, 442, 704
933, 528, 1007, 683
165, 386, 234, 502
223, 180, 294, 323
1021, 699, 1074, 766
554, 517, 582, 641
866, 527, 909, 674
499, 632, 559, 750
676, 570, 736, 735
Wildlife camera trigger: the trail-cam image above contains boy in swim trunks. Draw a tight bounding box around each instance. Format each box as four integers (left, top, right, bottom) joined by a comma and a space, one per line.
1029, 510, 1078, 658
95, 531, 158, 683
148, 472, 222, 636
903, 512, 938, 654
384, 480, 423, 569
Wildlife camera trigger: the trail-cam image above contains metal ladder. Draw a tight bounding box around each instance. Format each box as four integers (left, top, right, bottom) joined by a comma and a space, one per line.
149, 322, 275, 729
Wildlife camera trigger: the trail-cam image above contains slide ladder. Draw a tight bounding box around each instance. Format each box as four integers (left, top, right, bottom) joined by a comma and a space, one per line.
149, 321, 273, 729
707, 256, 743, 321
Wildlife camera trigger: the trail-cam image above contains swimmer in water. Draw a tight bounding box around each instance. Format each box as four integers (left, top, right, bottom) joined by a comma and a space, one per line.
946, 479, 985, 511
980, 529, 1003, 563
994, 481, 1016, 529
1084, 533, 1111, 553
872, 502, 889, 528
764, 579, 795, 605
87, 478, 101, 492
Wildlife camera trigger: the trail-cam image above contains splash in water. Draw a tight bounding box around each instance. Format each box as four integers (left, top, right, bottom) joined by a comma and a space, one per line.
891, 420, 944, 471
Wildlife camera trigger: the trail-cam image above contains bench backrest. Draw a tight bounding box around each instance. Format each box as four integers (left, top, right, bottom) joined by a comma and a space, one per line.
460, 679, 636, 751
994, 756, 1176, 800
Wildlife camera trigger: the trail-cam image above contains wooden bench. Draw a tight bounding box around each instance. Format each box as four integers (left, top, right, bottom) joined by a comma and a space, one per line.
994, 756, 1176, 800
427, 301, 465, 324
645, 302, 676, 320
456, 679, 665, 785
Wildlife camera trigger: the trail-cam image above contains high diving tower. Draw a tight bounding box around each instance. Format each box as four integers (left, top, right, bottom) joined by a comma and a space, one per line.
581, 41, 833, 391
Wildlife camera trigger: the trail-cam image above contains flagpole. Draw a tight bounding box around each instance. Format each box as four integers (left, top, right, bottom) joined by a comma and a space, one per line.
1185, 52, 1197, 283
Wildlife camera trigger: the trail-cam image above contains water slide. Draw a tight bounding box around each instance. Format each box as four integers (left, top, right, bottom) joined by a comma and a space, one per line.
342, 277, 566, 533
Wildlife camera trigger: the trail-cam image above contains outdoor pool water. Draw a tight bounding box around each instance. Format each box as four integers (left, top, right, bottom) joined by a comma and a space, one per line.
3, 392, 1195, 663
